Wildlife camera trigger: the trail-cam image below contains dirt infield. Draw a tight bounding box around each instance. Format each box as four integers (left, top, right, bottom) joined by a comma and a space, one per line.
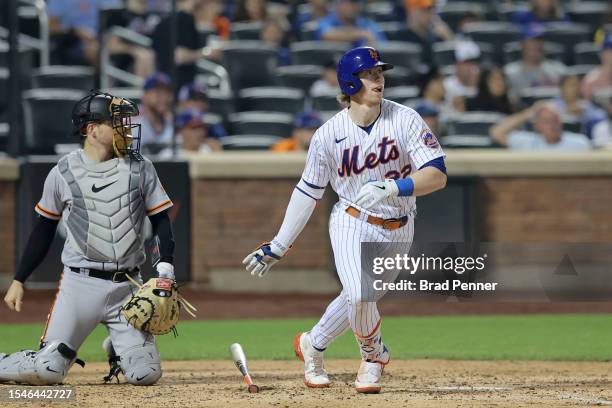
1, 359, 610, 407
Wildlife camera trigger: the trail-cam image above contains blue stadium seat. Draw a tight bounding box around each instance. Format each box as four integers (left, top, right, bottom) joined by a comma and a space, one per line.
221, 41, 277, 90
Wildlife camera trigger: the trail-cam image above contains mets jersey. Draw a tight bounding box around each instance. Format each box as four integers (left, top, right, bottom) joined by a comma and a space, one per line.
301, 99, 445, 219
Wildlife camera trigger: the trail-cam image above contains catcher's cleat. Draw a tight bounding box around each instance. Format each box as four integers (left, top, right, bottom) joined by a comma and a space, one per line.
355, 361, 386, 394
102, 337, 122, 384
294, 332, 330, 388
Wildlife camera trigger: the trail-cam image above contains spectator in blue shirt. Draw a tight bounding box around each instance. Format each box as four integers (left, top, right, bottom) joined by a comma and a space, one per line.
316, 0, 386, 47
177, 82, 228, 140
512, 0, 569, 28
48, 0, 121, 66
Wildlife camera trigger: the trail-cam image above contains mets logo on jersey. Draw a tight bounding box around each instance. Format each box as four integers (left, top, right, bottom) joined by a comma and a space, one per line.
420, 128, 439, 149
338, 136, 400, 177
369, 49, 379, 61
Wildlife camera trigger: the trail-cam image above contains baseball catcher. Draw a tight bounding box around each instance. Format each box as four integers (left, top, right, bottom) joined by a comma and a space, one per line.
0, 90, 185, 386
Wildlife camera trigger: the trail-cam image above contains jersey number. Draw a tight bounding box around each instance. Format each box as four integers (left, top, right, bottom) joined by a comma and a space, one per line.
385, 164, 412, 180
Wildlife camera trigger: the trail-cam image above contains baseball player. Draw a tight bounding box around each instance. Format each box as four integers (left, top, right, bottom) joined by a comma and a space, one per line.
243, 47, 447, 393
0, 91, 175, 386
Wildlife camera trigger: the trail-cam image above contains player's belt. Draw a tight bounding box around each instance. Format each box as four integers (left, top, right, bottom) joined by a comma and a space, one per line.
345, 206, 408, 230
69, 267, 140, 282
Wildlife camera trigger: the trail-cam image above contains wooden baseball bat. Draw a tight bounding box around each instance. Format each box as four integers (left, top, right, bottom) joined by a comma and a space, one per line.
229, 343, 259, 393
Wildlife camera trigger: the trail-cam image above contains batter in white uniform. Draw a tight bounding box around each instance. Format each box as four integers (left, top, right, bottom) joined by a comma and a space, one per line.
243, 46, 448, 393
1, 91, 176, 386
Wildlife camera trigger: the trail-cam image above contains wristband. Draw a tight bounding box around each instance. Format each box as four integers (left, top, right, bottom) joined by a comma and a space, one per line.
395, 177, 414, 197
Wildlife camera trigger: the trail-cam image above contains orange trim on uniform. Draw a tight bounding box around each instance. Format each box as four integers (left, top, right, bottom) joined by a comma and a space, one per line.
40, 272, 64, 346
35, 203, 61, 219
146, 199, 173, 215
355, 319, 381, 340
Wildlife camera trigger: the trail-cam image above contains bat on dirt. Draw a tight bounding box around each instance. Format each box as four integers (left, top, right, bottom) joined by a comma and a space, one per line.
229, 343, 259, 393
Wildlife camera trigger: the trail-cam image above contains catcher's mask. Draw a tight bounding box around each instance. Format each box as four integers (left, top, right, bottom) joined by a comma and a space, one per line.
72, 90, 143, 161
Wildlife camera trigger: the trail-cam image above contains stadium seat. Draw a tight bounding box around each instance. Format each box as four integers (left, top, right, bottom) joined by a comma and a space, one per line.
219, 135, 282, 150
31, 66, 95, 90
0, 122, 8, 152
446, 112, 506, 136
541, 23, 591, 65
503, 41, 564, 65
312, 91, 343, 111
593, 88, 612, 110
439, 134, 495, 148
433, 41, 494, 69
229, 112, 293, 137
560, 116, 582, 134
0, 67, 7, 118
203, 112, 224, 128
462, 22, 522, 63
276, 65, 323, 94
299, 20, 318, 41
566, 2, 611, 32
438, 2, 488, 32
290, 41, 349, 66
377, 22, 404, 42
238, 87, 305, 114
518, 87, 560, 109
574, 43, 601, 66
376, 42, 422, 74
382, 66, 412, 87
22, 88, 87, 154
221, 41, 277, 90
497, 3, 529, 21
364, 1, 396, 22
207, 90, 236, 125
384, 86, 419, 103
0, 40, 36, 84
230, 22, 264, 40
197, 26, 217, 47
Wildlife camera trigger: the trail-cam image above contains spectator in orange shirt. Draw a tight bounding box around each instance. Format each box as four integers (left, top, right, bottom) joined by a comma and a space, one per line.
271, 111, 323, 152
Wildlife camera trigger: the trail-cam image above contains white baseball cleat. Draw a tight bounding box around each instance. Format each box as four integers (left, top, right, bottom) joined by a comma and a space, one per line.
294, 332, 330, 388
355, 361, 385, 394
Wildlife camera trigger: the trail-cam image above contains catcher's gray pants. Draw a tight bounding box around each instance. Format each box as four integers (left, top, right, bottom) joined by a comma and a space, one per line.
40, 267, 160, 384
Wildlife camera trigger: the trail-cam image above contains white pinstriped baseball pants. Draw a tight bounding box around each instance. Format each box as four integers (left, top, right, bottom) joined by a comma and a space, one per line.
309, 202, 414, 350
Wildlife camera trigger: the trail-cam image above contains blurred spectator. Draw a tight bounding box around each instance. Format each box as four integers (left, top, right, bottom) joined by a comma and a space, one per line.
261, 19, 291, 66
194, 0, 231, 39
504, 24, 566, 97
48, 0, 121, 66
591, 96, 612, 148
417, 68, 449, 119
107, 0, 158, 79
310, 60, 340, 97
316, 0, 386, 47
581, 34, 612, 101
158, 109, 223, 157
136, 73, 174, 148
414, 101, 443, 137
444, 41, 481, 111
233, 0, 268, 22
465, 66, 516, 114
551, 74, 606, 138
293, 0, 329, 35
511, 0, 568, 27
271, 111, 323, 152
152, 0, 220, 90
401, 0, 454, 67
177, 82, 228, 139
490, 101, 591, 150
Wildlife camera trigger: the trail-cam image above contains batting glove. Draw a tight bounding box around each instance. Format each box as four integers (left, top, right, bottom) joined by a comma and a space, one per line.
156, 262, 175, 280
242, 242, 283, 278
354, 179, 399, 210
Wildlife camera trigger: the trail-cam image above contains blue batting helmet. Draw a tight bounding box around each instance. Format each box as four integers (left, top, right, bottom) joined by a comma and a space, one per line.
337, 46, 393, 96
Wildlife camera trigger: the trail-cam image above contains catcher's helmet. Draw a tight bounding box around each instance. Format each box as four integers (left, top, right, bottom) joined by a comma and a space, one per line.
72, 91, 143, 160
337, 46, 393, 96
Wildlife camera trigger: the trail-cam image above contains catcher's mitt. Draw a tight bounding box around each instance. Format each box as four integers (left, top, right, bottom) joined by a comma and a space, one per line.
121, 276, 197, 335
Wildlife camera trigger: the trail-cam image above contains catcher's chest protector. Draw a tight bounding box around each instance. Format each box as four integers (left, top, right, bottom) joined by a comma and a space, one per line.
58, 152, 145, 262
